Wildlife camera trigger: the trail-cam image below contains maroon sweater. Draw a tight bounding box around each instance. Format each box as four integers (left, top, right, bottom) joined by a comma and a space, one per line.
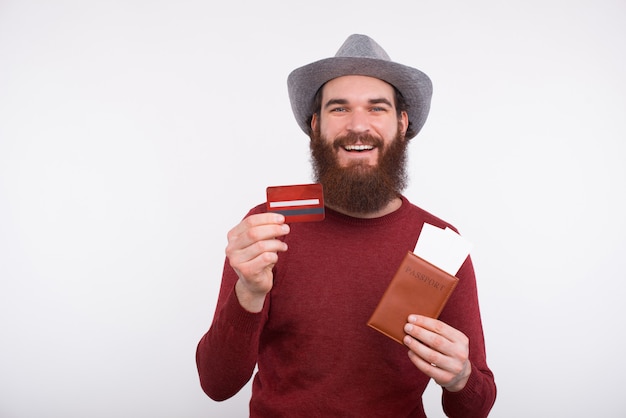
197, 196, 496, 417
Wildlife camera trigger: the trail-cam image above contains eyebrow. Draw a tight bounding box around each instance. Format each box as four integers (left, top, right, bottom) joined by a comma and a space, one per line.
323, 97, 394, 109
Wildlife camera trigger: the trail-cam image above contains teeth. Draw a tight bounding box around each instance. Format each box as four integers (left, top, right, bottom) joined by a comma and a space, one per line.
344, 144, 374, 151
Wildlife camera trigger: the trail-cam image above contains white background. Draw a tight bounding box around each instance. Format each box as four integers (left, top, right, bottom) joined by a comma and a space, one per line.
1, 1, 625, 417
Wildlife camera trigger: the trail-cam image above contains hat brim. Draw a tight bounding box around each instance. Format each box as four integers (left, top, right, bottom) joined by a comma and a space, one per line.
287, 56, 433, 139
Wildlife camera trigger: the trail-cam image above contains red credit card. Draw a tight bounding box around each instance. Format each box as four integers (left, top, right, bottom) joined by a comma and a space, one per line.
266, 183, 325, 223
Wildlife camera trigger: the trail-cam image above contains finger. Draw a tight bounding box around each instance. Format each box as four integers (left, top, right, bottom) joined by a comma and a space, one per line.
233, 249, 279, 288
406, 318, 469, 365
404, 319, 454, 355
229, 226, 289, 256
227, 213, 286, 239
403, 328, 450, 371
227, 214, 290, 252
405, 343, 448, 376
404, 318, 470, 380
230, 237, 287, 271
407, 314, 465, 343
404, 333, 471, 391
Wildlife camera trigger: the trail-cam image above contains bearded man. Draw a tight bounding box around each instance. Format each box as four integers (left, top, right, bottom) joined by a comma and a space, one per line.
196, 34, 497, 418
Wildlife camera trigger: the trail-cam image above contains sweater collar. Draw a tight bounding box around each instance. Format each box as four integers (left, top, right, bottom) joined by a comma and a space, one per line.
323, 195, 411, 226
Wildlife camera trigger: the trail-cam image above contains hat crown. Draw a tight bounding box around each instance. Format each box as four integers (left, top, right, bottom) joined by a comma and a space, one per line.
335, 34, 391, 61
287, 34, 432, 139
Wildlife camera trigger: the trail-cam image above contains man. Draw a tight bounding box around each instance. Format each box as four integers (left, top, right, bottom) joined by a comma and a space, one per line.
196, 34, 496, 417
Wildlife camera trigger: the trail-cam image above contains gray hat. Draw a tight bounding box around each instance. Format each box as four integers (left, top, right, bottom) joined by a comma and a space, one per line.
287, 34, 433, 139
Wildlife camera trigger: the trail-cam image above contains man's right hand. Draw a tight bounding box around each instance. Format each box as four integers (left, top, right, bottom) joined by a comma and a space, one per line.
225, 213, 290, 313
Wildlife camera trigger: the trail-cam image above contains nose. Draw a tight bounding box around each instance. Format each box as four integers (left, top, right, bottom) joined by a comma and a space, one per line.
346, 110, 370, 134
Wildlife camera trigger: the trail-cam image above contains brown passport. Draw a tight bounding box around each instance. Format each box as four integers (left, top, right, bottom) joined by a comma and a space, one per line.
367, 251, 459, 344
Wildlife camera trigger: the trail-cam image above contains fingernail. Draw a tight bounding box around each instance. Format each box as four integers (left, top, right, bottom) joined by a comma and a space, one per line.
404, 323, 413, 332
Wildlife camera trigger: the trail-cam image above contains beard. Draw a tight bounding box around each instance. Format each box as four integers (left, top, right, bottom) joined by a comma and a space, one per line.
309, 124, 409, 216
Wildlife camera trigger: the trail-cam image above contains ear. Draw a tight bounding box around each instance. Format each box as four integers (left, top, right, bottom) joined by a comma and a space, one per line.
310, 113, 319, 133
400, 111, 409, 137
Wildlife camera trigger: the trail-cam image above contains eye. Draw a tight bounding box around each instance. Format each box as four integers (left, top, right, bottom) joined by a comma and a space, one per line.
329, 107, 347, 113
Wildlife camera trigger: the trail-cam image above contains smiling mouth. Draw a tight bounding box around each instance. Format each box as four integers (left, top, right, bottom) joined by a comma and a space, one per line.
343, 144, 375, 152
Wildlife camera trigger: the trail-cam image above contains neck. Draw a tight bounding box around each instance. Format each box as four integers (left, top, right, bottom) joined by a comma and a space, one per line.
328, 196, 402, 219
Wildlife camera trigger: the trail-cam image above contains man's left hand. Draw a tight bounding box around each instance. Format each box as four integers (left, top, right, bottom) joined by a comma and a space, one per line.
403, 314, 471, 392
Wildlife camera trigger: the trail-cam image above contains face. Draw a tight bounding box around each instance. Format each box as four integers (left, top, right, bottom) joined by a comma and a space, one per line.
311, 75, 408, 168
309, 75, 410, 215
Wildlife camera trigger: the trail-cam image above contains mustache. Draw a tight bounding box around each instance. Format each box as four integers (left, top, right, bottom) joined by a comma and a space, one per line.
332, 132, 384, 149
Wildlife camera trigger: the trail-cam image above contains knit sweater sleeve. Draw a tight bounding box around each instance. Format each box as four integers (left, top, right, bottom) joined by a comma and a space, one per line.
195, 266, 268, 400
439, 256, 497, 417
442, 361, 496, 418
195, 206, 268, 401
